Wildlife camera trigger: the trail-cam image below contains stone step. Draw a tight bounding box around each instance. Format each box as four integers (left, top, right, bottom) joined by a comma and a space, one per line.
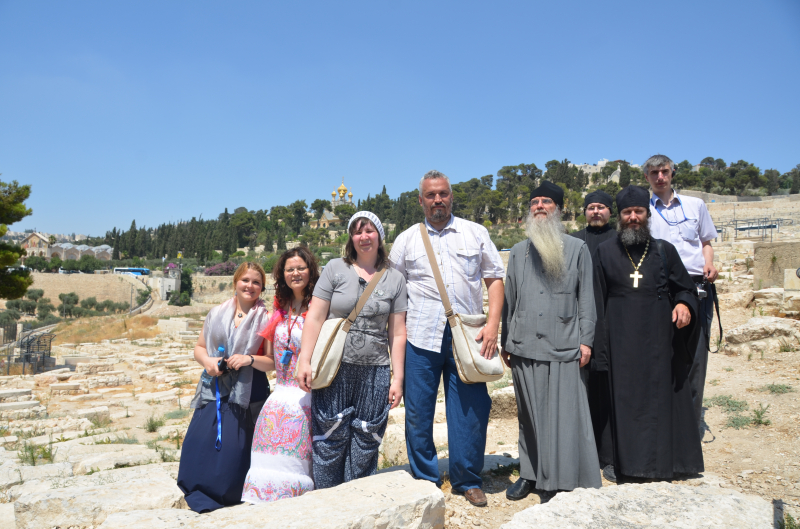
97, 470, 443, 529
0, 401, 39, 411
0, 388, 32, 400
50, 383, 81, 391
13, 465, 184, 529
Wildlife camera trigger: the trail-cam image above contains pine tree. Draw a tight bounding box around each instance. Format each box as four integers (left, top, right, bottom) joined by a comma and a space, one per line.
0, 178, 33, 299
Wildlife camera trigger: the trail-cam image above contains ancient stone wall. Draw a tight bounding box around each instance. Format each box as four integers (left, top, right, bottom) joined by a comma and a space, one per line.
0, 272, 149, 309
752, 241, 800, 289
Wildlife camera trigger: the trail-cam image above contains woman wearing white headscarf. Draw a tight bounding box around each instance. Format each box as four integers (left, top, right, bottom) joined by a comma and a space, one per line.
296, 211, 407, 489
178, 261, 273, 513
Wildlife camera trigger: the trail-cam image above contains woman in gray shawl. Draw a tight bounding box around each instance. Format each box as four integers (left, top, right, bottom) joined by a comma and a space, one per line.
177, 261, 273, 513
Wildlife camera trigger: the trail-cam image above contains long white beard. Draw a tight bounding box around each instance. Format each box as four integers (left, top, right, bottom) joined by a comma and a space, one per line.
525, 209, 566, 282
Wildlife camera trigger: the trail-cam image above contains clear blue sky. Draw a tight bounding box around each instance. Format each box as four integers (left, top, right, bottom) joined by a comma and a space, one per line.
1, 0, 798, 237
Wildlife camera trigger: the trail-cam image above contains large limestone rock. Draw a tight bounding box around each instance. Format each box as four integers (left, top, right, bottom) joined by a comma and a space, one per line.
490, 385, 517, 419
99, 470, 444, 529
725, 316, 800, 355
718, 290, 754, 308
752, 287, 784, 312
14, 465, 185, 529
500, 480, 773, 528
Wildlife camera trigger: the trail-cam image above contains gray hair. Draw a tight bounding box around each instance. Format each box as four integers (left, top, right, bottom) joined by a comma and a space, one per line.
642, 154, 675, 174
419, 170, 452, 196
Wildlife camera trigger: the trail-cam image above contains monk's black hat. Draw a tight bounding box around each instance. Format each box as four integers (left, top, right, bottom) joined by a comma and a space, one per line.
529, 180, 564, 209
583, 190, 613, 210
615, 186, 651, 212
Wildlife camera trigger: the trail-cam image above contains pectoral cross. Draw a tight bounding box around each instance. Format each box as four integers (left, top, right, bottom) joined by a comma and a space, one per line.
630, 270, 643, 288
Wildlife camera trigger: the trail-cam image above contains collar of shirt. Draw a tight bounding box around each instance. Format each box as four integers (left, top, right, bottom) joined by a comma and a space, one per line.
424, 214, 458, 234
651, 188, 683, 209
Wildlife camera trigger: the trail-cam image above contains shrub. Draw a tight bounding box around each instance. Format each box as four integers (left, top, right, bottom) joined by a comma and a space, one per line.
204, 261, 238, 276
145, 414, 165, 433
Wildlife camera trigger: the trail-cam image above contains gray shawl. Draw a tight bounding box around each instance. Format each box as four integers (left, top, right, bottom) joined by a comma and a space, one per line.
190, 297, 269, 409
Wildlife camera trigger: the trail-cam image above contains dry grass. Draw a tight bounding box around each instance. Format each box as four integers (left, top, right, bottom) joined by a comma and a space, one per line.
54, 315, 160, 345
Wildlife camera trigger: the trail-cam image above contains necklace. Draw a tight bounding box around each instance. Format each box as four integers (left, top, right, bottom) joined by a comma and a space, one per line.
623, 238, 649, 288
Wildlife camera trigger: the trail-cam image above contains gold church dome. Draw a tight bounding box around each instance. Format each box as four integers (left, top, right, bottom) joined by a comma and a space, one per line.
348, 190, 353, 198
331, 190, 336, 198
337, 180, 348, 198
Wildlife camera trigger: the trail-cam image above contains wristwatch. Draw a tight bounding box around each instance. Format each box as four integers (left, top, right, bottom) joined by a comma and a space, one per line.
249, 356, 255, 366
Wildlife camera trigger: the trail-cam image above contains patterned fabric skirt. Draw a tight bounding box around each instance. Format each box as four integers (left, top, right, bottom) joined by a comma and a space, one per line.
241, 383, 313, 503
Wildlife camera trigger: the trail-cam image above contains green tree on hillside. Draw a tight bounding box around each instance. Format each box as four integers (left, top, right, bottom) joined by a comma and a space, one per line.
0, 178, 33, 299
310, 199, 331, 221
334, 204, 356, 227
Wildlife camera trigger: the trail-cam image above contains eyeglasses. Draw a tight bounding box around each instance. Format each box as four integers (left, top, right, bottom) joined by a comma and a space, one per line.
586, 206, 608, 212
284, 266, 308, 274
530, 198, 554, 206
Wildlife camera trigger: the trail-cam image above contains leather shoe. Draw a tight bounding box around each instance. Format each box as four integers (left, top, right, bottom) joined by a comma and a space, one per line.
506, 478, 532, 501
454, 487, 488, 507
602, 465, 617, 483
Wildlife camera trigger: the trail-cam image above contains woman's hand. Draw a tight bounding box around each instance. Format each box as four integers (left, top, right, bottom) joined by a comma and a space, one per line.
226, 353, 252, 371
296, 359, 313, 393
388, 379, 403, 409
203, 357, 222, 377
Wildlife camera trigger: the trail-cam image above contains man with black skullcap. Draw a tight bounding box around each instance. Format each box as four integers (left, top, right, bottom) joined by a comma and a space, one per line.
501, 181, 600, 500
569, 189, 617, 480
570, 190, 615, 257
592, 186, 704, 482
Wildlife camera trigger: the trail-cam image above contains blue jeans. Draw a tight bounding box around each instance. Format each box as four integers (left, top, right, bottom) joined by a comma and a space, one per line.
404, 323, 492, 492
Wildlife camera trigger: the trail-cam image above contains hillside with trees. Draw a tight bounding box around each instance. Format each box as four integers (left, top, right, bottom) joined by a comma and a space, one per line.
66, 158, 798, 265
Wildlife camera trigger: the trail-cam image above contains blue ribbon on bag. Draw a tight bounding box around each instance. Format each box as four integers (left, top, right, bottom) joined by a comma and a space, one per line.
214, 346, 224, 451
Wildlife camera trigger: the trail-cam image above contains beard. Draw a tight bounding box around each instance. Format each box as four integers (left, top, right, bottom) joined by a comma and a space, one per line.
424, 198, 452, 223
617, 216, 651, 246
525, 208, 566, 282
588, 217, 608, 228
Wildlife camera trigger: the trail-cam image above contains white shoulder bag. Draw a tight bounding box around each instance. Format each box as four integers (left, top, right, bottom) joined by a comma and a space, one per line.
419, 223, 504, 383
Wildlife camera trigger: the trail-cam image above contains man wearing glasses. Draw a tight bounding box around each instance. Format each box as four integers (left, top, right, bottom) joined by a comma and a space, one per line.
645, 154, 718, 437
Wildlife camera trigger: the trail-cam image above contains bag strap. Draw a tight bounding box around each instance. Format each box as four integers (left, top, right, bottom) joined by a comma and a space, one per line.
342, 266, 387, 333
709, 282, 723, 353
419, 223, 455, 320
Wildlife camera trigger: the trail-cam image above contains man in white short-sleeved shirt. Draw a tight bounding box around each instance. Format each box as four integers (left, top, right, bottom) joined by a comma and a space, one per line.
389, 170, 505, 508
645, 154, 718, 437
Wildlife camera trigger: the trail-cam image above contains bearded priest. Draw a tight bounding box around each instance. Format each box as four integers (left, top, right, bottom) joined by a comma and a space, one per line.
501, 181, 601, 500
592, 185, 703, 481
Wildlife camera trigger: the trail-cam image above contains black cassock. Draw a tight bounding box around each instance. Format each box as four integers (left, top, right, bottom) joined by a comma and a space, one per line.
571, 224, 616, 257
570, 224, 617, 466
593, 236, 704, 479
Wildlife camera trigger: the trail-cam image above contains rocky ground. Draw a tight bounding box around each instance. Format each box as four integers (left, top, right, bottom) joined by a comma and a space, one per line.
1, 237, 799, 527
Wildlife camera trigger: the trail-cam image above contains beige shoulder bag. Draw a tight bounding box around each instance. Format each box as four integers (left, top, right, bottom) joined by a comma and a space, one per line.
300, 267, 387, 390
419, 223, 504, 383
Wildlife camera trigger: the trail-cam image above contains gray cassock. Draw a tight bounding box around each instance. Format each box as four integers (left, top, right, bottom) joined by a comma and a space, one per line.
501, 235, 601, 491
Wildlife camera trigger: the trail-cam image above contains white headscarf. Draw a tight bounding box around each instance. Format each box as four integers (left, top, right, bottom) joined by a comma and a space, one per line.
348, 211, 385, 240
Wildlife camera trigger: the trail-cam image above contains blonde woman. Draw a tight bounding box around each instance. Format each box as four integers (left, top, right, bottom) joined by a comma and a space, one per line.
177, 262, 273, 513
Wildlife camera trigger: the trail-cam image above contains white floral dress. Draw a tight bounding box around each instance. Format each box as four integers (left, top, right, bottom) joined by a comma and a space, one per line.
242, 313, 313, 503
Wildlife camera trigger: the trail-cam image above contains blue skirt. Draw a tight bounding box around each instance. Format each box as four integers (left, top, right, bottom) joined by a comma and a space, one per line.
177, 373, 269, 513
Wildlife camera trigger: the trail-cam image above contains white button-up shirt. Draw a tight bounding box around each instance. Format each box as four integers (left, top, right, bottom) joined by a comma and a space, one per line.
649, 190, 717, 276
388, 215, 505, 352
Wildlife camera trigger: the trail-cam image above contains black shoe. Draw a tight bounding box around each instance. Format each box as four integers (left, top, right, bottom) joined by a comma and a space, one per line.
602, 465, 617, 483
506, 478, 533, 500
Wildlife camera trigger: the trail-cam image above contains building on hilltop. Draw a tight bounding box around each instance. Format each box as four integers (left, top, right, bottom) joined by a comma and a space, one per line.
331, 178, 354, 210
309, 178, 356, 230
